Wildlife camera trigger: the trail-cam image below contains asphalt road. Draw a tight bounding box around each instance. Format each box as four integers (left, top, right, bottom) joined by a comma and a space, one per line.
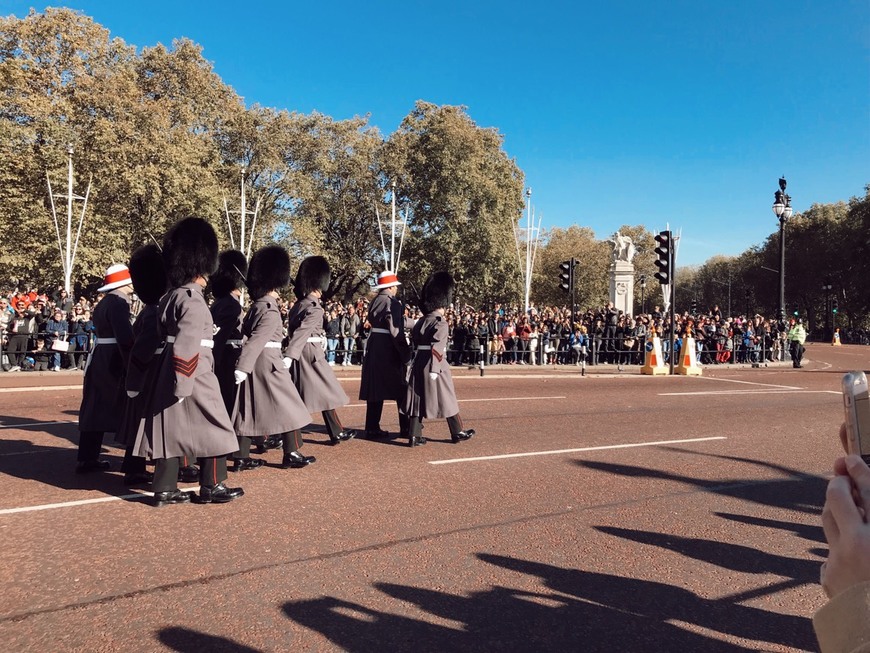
1, 343, 868, 652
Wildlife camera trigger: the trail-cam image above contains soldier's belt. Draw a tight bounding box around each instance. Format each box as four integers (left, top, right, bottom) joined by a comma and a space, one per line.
264, 342, 282, 348
165, 336, 214, 349
415, 345, 432, 351
94, 338, 117, 345
370, 328, 391, 335
307, 337, 325, 343
226, 339, 243, 347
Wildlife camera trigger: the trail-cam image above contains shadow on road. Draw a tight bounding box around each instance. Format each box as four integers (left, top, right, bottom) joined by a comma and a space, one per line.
0, 414, 128, 495
157, 627, 263, 653
280, 551, 811, 651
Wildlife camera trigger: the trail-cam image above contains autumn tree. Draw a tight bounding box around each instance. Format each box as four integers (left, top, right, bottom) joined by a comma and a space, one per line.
383, 102, 525, 306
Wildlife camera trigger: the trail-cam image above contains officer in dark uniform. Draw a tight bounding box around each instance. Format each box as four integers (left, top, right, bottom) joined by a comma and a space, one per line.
77, 263, 135, 473
359, 271, 412, 439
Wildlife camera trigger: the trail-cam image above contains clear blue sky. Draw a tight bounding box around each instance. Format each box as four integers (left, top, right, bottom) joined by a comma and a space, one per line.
4, 1, 869, 265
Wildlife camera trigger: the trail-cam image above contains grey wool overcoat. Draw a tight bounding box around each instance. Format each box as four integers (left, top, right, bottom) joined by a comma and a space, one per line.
285, 293, 348, 413
133, 283, 237, 459
78, 289, 134, 433
404, 311, 460, 419
359, 290, 411, 402
233, 296, 310, 437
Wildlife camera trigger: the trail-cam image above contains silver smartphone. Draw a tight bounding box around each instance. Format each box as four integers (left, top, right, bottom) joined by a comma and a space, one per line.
842, 371, 870, 463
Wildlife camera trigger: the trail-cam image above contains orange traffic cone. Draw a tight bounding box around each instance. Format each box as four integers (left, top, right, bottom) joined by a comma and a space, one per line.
641, 336, 668, 375
832, 329, 842, 346
676, 336, 702, 376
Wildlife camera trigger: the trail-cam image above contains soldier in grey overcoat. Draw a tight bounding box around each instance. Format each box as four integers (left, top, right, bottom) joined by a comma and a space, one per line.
359, 270, 412, 439
76, 263, 135, 473
404, 271, 475, 447
116, 245, 166, 486
135, 217, 243, 506
233, 246, 314, 470
286, 256, 356, 445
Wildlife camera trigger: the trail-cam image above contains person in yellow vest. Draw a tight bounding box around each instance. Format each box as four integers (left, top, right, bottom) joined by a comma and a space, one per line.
787, 318, 807, 368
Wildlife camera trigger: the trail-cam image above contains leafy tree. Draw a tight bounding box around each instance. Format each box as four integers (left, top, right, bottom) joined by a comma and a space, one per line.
383, 102, 525, 307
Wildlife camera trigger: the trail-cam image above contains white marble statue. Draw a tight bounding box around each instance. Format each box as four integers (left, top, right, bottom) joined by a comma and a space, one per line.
608, 232, 636, 263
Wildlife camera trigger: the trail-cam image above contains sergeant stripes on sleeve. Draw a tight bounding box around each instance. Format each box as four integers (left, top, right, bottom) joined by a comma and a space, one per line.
173, 354, 199, 377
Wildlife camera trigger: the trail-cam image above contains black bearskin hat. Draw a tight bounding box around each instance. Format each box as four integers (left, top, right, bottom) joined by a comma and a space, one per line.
210, 249, 248, 298
293, 256, 330, 299
247, 245, 291, 299
162, 217, 219, 288
421, 271, 455, 313
128, 244, 167, 305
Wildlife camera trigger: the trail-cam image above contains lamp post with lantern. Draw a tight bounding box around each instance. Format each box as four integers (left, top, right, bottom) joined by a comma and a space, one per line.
772, 177, 793, 324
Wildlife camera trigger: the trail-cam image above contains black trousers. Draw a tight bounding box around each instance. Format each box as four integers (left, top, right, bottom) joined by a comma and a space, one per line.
78, 430, 105, 462
322, 409, 343, 440
282, 429, 303, 453
235, 436, 252, 459
153, 456, 227, 492
365, 401, 409, 436
408, 414, 463, 438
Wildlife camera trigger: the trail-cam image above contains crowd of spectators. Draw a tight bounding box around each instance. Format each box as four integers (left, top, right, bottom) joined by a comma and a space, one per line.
1, 287, 96, 371
3, 283, 867, 373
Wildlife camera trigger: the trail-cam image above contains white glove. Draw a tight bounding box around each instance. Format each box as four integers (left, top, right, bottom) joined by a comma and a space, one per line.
282, 357, 293, 369
177, 397, 185, 404
126, 390, 139, 398
234, 370, 248, 385
429, 372, 438, 381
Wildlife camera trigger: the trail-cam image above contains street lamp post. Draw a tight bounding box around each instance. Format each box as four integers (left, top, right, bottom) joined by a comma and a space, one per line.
639, 275, 647, 315
822, 279, 833, 341
772, 177, 793, 324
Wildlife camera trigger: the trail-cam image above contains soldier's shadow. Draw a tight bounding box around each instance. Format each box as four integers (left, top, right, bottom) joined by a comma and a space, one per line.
0, 414, 130, 495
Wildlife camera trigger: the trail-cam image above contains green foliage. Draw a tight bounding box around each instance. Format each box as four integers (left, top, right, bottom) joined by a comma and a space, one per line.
383, 102, 525, 306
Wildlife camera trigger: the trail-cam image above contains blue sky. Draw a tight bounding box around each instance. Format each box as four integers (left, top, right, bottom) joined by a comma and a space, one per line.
4, 1, 868, 265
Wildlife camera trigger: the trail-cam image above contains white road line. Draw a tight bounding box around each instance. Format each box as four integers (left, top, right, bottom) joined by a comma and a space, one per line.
344, 396, 566, 408
0, 385, 82, 393
0, 420, 78, 429
0, 485, 202, 516
428, 436, 727, 465
659, 390, 841, 397
696, 376, 801, 390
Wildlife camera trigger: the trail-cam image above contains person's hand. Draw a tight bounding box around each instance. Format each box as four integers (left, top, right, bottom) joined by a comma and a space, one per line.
820, 454, 870, 598
282, 357, 293, 369
429, 372, 438, 381
126, 390, 139, 398
176, 397, 185, 404
234, 370, 248, 385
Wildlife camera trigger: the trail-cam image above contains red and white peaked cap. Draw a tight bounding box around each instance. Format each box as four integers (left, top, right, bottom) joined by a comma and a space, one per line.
97, 263, 133, 292
374, 270, 401, 290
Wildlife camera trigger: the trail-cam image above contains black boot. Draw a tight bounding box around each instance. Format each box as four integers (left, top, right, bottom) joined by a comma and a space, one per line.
451, 429, 475, 443
197, 483, 244, 504
281, 451, 316, 468
152, 489, 194, 507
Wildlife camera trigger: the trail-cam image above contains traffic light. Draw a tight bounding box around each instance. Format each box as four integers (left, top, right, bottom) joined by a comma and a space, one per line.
690, 299, 698, 313
653, 231, 671, 285
559, 260, 574, 293
792, 303, 799, 317
832, 297, 839, 314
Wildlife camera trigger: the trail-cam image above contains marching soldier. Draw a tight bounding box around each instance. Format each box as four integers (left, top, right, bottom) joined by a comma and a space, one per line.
233, 246, 314, 470
285, 256, 356, 445
76, 263, 135, 473
404, 271, 475, 447
210, 250, 276, 469
359, 270, 412, 439
117, 244, 165, 485
134, 217, 242, 506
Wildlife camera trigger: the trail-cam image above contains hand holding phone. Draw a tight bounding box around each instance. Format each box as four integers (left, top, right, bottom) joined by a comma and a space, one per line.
842, 371, 870, 464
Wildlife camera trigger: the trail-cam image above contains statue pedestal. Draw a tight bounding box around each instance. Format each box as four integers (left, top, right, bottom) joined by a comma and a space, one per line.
609, 261, 635, 316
